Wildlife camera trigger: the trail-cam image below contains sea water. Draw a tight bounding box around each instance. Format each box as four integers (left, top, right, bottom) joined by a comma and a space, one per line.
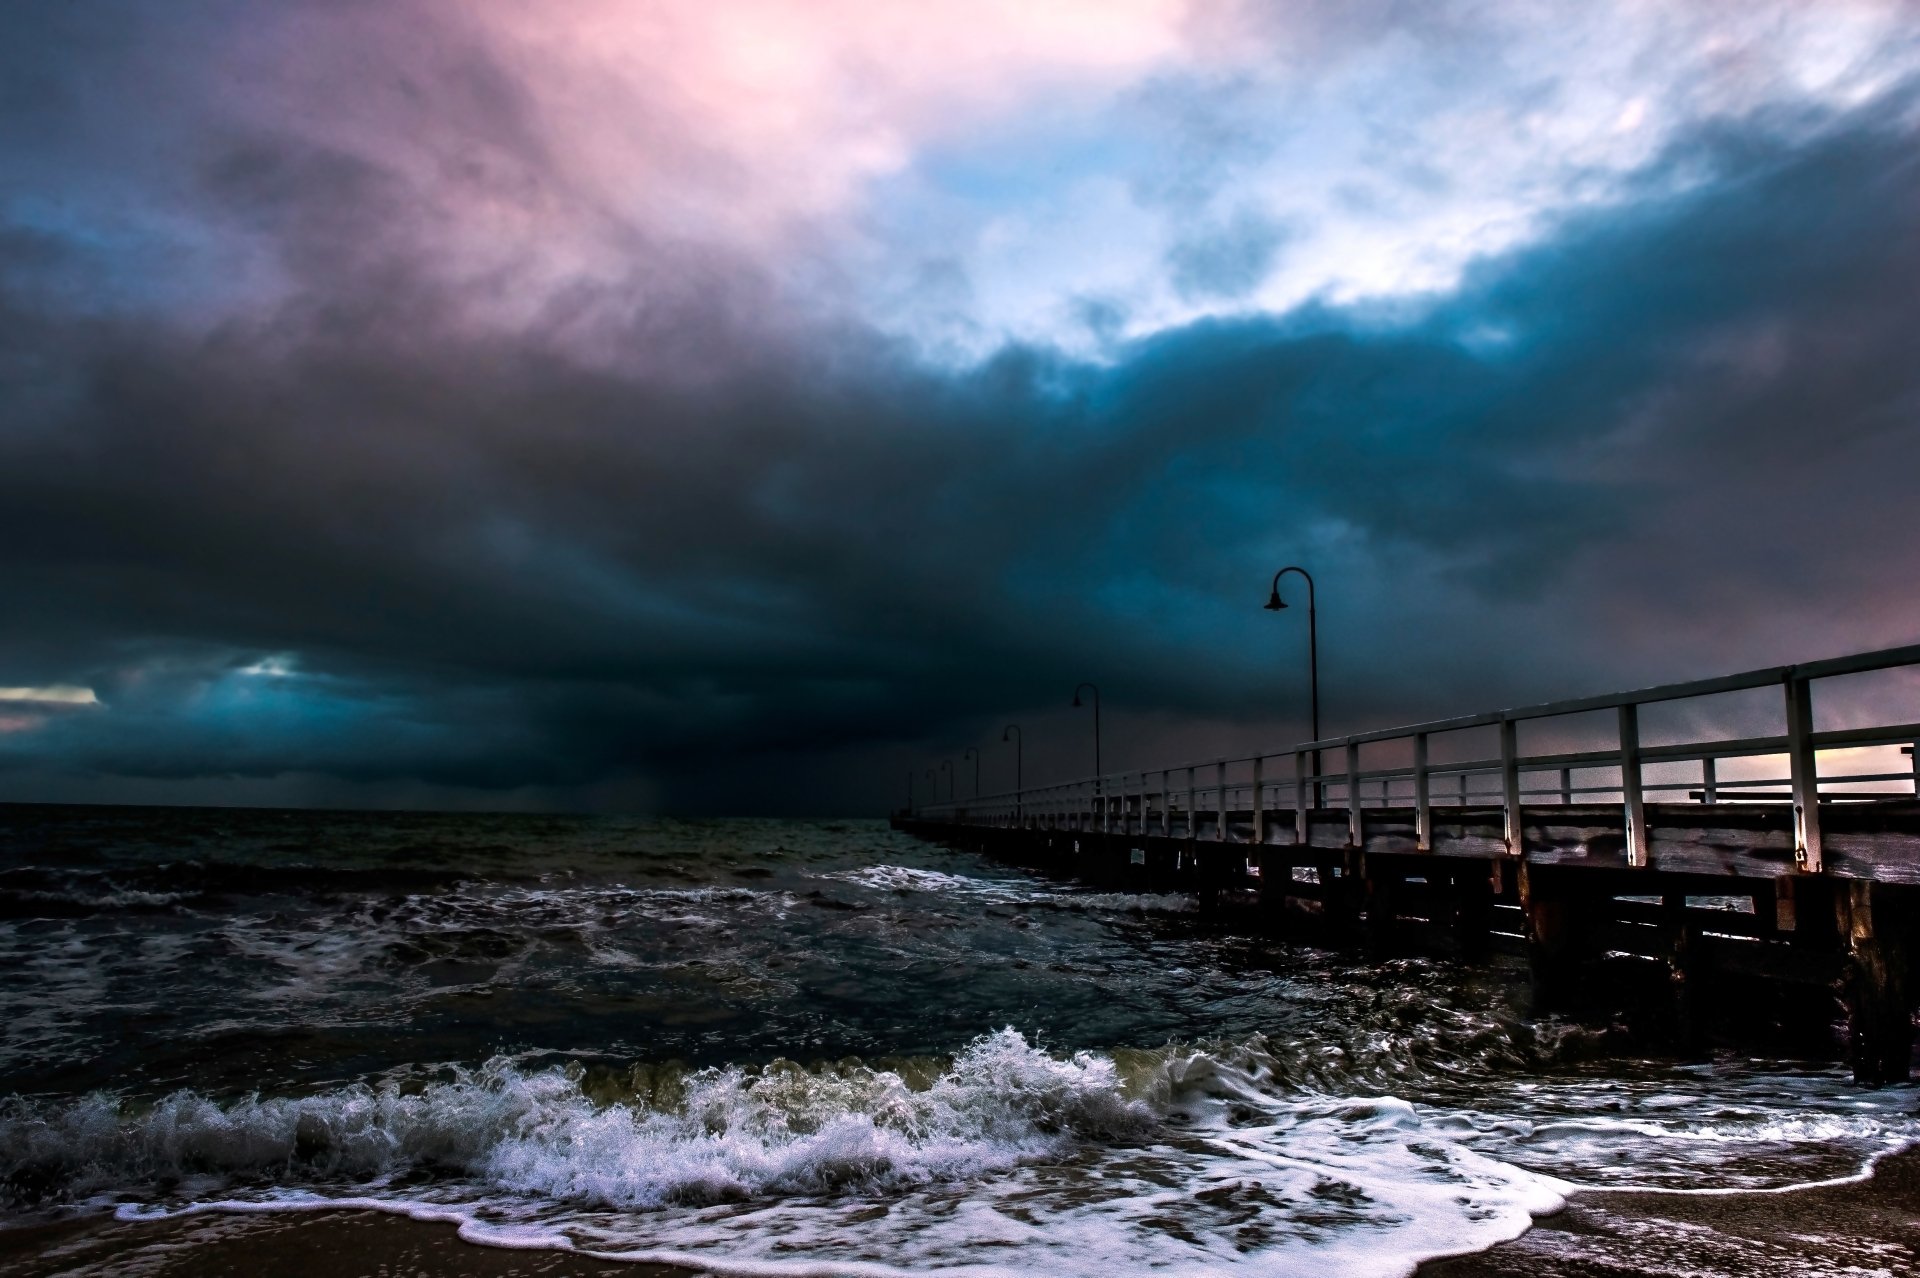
0, 806, 1913, 1275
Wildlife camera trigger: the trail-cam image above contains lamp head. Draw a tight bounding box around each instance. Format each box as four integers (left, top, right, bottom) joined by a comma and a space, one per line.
1264, 588, 1287, 611
1071, 693, 1082, 708
1001, 727, 1012, 741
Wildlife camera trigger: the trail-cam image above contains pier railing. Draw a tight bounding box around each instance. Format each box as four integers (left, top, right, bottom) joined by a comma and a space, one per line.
913, 643, 1920, 873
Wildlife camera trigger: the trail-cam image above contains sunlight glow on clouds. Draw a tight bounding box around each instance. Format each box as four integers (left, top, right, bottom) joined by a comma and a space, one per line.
0, 686, 99, 706
52, 0, 1914, 364
859, 0, 1920, 358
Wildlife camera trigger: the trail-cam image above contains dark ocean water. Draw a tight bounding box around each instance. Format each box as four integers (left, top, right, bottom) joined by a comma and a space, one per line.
1, 805, 1914, 1275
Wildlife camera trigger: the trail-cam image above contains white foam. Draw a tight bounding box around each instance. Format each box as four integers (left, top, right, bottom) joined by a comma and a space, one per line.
11, 1032, 1918, 1278
819, 864, 1192, 914
1050, 891, 1194, 914
4, 1031, 1564, 1277
820, 865, 1035, 900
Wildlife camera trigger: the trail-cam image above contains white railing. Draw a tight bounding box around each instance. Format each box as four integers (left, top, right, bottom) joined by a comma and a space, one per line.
910, 642, 1920, 873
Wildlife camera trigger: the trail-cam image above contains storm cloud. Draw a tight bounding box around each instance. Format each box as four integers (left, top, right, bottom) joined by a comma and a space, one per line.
3, 3, 1919, 812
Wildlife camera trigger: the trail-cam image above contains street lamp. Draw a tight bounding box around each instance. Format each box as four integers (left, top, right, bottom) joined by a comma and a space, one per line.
925, 768, 937, 810
1073, 683, 1102, 826
963, 746, 980, 799
1265, 565, 1321, 804
940, 758, 954, 802
1002, 724, 1022, 819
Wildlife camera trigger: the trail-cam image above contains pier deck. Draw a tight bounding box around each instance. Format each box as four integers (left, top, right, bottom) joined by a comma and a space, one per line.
895, 643, 1920, 1083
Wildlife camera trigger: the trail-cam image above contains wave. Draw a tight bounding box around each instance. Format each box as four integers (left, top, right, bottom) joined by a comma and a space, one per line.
4, 1030, 1561, 1276
0, 1030, 1151, 1209
0, 860, 497, 920
6, 1030, 1914, 1277
821, 864, 1192, 913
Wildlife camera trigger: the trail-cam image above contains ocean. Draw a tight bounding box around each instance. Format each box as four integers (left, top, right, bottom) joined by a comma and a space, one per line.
1, 804, 1914, 1276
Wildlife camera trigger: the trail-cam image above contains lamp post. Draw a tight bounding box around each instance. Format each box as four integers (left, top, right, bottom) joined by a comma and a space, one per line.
1264, 566, 1321, 805
1073, 683, 1102, 826
940, 758, 954, 802
963, 746, 980, 799
925, 769, 937, 811
1002, 724, 1022, 821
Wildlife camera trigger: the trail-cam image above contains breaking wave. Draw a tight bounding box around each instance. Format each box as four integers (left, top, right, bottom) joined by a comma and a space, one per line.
2, 1030, 1151, 1208
823, 863, 1192, 913
6, 1028, 1912, 1277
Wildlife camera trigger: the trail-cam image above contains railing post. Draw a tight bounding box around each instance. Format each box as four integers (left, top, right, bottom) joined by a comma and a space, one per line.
1701, 756, 1717, 804
1619, 703, 1648, 868
1414, 732, 1431, 851
1215, 761, 1227, 842
1294, 751, 1310, 846
1160, 770, 1171, 837
1785, 674, 1823, 872
1252, 757, 1265, 845
1559, 767, 1572, 804
1906, 744, 1916, 796
1346, 741, 1363, 848
1500, 717, 1523, 857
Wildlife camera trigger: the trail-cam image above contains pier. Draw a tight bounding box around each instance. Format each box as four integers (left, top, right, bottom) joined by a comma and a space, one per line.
894, 643, 1920, 1083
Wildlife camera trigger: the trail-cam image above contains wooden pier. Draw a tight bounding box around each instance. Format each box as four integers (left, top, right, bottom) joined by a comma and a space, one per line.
894, 644, 1920, 1083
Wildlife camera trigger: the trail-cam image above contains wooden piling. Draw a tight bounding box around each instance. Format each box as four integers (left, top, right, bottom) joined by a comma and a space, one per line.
1839, 881, 1913, 1085
1521, 863, 1600, 1012
1451, 862, 1494, 959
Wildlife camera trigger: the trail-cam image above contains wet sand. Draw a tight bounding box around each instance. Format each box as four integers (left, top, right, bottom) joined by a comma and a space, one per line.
6, 1148, 1918, 1277
1420, 1144, 1920, 1277
0, 1208, 685, 1278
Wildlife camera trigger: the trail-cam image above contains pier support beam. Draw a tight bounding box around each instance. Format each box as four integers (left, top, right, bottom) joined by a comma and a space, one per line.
1839, 881, 1914, 1085
1294, 751, 1310, 846
1664, 892, 1708, 1059
1414, 732, 1432, 852
1500, 719, 1522, 856
1252, 756, 1265, 845
1786, 674, 1824, 873
1452, 863, 1495, 959
1620, 704, 1648, 868
1215, 761, 1227, 843
1521, 863, 1603, 1012
1346, 742, 1363, 849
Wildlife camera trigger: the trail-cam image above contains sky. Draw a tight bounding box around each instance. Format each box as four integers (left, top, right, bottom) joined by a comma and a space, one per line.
3, 0, 1920, 814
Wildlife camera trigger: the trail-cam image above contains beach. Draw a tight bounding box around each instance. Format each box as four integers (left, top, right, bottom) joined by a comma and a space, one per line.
1424, 1144, 1920, 1277
8, 1148, 1916, 1277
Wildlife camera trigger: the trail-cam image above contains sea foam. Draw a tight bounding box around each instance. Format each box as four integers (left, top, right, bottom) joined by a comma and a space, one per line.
2, 1030, 1566, 1276
7, 1030, 1916, 1278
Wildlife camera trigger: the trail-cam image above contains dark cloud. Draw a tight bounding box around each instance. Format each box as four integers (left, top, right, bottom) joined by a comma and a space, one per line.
2, 9, 1918, 812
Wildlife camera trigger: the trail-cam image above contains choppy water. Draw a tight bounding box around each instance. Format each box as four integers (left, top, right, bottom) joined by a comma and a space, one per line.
1, 804, 1914, 1275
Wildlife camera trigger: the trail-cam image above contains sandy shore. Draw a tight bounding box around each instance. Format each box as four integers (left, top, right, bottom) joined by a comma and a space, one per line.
1419, 1144, 1920, 1278
6, 1148, 1918, 1277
